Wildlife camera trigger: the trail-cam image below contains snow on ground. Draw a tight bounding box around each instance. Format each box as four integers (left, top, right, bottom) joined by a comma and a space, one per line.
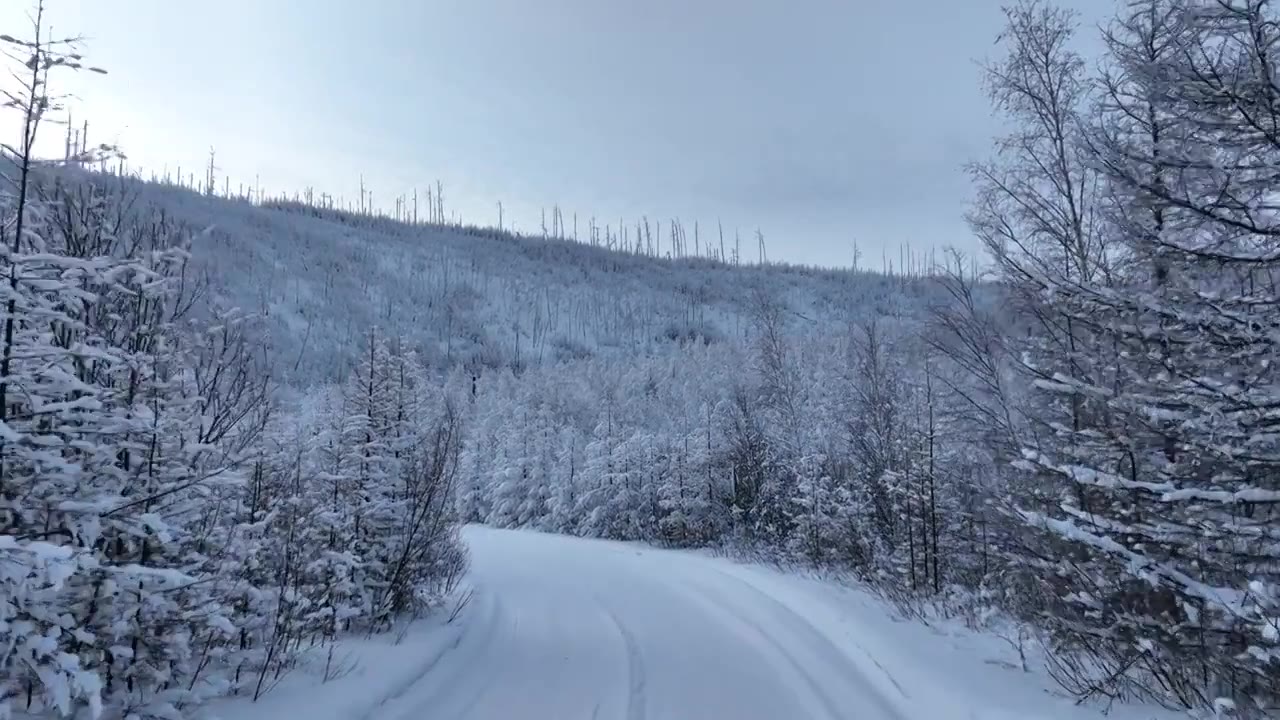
204, 612, 467, 720
215, 526, 1176, 720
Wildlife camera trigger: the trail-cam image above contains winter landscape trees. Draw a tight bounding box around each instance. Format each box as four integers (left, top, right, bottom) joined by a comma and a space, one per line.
0, 8, 466, 718
450, 1, 1280, 714
4, 0, 1280, 717
964, 0, 1280, 710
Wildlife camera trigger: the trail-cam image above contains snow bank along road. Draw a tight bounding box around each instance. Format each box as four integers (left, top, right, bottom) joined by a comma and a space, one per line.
354, 527, 1150, 720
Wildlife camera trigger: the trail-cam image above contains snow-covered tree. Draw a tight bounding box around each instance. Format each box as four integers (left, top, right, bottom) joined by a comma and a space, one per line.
963, 0, 1280, 712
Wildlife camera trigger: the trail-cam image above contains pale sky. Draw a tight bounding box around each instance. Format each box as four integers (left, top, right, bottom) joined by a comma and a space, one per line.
2, 0, 1114, 268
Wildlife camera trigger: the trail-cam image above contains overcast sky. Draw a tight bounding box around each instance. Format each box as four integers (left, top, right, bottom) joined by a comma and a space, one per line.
3, 0, 1115, 267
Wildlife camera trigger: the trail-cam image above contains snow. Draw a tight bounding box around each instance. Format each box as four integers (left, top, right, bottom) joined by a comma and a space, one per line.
204, 615, 466, 720
73, 171, 918, 386
215, 526, 1176, 720
1159, 486, 1280, 503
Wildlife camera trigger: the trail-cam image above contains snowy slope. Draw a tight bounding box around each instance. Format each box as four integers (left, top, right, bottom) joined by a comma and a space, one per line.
216, 527, 1174, 720
82, 172, 931, 384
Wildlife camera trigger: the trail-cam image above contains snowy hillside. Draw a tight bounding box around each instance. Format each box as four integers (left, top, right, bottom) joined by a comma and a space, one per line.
6, 0, 1280, 715
107, 174, 928, 383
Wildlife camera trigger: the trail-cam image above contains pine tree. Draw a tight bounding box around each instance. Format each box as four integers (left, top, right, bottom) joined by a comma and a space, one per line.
970, 0, 1280, 711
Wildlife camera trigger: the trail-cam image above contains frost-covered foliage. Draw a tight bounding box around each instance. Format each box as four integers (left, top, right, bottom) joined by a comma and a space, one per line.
0, 17, 466, 719
90, 172, 904, 385
454, 282, 986, 590
448, 1, 1280, 716
0, 173, 468, 719
7, 0, 1279, 716
966, 0, 1280, 714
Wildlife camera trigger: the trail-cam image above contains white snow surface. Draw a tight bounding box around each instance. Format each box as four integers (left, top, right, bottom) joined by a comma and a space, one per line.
215, 526, 1174, 720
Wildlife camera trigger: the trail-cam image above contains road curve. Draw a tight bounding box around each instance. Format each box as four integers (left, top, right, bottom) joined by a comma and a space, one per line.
381, 526, 906, 720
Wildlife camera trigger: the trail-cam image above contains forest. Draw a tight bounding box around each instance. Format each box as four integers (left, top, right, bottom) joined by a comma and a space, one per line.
3, 0, 1280, 717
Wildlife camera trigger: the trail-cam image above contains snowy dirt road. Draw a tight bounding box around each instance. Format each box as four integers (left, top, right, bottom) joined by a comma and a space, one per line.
232, 526, 1170, 720
376, 526, 907, 720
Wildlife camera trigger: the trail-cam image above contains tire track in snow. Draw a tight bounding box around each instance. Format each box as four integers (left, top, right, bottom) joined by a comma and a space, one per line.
437, 591, 547, 720
413, 591, 515, 720
600, 600, 648, 720
361, 590, 497, 720
864, 653, 910, 699
677, 580, 846, 720
705, 566, 912, 707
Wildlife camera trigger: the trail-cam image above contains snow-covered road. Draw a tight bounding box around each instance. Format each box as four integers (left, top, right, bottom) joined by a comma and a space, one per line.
230, 526, 1170, 720
382, 526, 906, 720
